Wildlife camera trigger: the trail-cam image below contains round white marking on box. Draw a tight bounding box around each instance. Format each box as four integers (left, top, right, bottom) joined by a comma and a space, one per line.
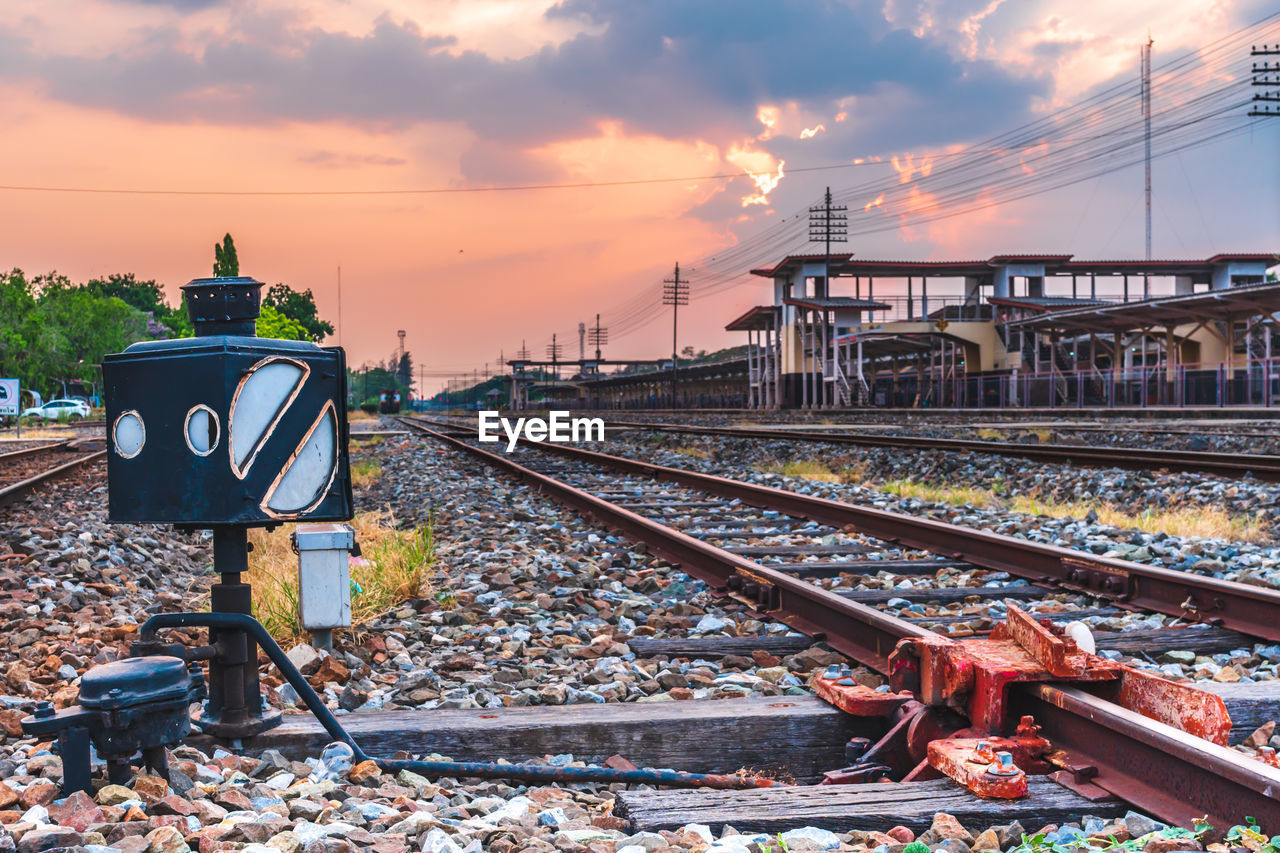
185, 405, 219, 456
113, 411, 145, 458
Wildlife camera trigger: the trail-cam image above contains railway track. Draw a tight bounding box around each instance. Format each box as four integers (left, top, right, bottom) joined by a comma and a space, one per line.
604, 420, 1280, 481
397, 415, 1280, 828
0, 441, 107, 507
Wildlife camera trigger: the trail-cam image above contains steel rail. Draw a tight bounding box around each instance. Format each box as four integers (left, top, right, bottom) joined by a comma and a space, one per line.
0, 450, 106, 507
413, 415, 1280, 640
605, 420, 1280, 481
1014, 684, 1280, 828
0, 441, 71, 461
399, 419, 1280, 827
465, 432, 1280, 643
402, 422, 924, 671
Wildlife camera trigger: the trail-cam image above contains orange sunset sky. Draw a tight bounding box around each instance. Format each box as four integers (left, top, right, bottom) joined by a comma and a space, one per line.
1, 0, 1277, 393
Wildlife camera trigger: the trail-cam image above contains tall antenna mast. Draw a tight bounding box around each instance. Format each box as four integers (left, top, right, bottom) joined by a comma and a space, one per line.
1142, 36, 1153, 296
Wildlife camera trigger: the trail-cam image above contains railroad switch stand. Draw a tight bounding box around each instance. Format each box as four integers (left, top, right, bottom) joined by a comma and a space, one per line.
25, 275, 355, 790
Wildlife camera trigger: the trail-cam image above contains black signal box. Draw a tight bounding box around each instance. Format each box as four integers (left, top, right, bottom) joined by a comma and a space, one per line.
102, 277, 353, 527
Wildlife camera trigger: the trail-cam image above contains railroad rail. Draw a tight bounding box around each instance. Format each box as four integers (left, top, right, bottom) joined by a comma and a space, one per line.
398, 416, 1280, 828
0, 442, 107, 507
604, 420, 1280, 481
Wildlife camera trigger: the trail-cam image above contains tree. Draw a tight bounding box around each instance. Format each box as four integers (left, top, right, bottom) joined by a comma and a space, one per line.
263, 283, 334, 342
396, 351, 413, 390
85, 273, 187, 338
86, 273, 166, 315
213, 233, 239, 277
36, 276, 150, 382
255, 304, 309, 341
0, 269, 52, 390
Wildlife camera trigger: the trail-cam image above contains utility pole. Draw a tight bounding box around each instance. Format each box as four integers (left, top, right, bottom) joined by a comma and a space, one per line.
1141, 36, 1153, 297
588, 314, 608, 362
547, 335, 563, 382
808, 186, 848, 294
577, 322, 586, 363
1251, 42, 1280, 117
662, 262, 689, 408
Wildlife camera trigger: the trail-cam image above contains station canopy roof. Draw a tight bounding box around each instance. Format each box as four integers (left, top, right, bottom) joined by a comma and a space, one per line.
832, 329, 970, 356
725, 304, 780, 331
989, 296, 1108, 312
784, 296, 891, 312
1006, 281, 1280, 332
750, 252, 1278, 281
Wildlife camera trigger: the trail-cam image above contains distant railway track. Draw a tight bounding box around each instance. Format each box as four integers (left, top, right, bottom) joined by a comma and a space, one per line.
0, 442, 106, 507
398, 416, 1280, 827
603, 420, 1280, 481
947, 422, 1280, 439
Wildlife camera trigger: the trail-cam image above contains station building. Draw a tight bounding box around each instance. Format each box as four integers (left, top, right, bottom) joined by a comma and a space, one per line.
725, 252, 1280, 410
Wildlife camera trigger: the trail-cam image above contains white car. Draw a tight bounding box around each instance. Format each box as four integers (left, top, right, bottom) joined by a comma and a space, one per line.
21, 399, 91, 421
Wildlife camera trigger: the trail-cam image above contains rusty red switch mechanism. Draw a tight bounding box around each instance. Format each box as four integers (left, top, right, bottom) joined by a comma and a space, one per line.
814, 603, 1233, 799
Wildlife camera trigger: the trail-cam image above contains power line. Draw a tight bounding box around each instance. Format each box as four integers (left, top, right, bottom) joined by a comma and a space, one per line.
0, 159, 937, 198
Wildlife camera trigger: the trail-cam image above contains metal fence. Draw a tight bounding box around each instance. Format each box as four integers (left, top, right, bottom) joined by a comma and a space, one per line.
913, 358, 1280, 409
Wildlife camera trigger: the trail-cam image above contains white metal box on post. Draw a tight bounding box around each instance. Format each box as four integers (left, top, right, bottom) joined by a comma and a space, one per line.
292, 523, 355, 649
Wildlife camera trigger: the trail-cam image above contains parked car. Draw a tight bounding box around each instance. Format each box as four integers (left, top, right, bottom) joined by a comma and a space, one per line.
21, 398, 91, 422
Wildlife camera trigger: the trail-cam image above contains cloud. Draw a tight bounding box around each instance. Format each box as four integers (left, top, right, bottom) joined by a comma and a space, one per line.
3, 0, 1045, 153
113, 0, 225, 8
296, 150, 408, 168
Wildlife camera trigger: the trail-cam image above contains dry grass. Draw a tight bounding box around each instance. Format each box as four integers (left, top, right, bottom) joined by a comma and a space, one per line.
350, 459, 382, 489
972, 427, 1051, 442
872, 478, 1268, 542
0, 428, 76, 440
879, 479, 996, 507
1008, 496, 1268, 543
761, 459, 842, 482
839, 461, 870, 484
347, 409, 377, 422
247, 510, 435, 644
351, 434, 384, 447
674, 446, 711, 459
